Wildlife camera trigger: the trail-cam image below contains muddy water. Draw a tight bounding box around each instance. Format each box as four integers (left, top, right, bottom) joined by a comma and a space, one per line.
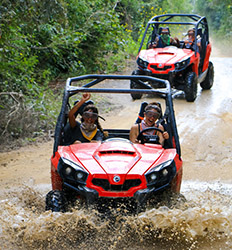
0, 57, 232, 249
1, 183, 232, 249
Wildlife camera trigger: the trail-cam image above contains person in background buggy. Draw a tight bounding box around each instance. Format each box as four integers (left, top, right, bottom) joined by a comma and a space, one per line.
149, 27, 179, 48
184, 28, 201, 52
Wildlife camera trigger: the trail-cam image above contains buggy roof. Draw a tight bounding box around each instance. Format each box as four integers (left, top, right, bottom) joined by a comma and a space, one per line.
147, 14, 208, 26
139, 13, 209, 54
65, 74, 170, 96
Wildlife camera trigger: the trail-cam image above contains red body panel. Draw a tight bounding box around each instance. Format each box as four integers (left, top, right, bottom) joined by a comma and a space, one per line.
50, 141, 183, 198
202, 43, 212, 72
138, 47, 200, 75
172, 154, 183, 192
51, 153, 62, 190
190, 52, 200, 76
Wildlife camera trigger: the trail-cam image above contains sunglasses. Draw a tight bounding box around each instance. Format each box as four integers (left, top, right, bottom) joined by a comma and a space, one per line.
188, 32, 194, 36
82, 111, 98, 121
161, 31, 169, 34
145, 110, 159, 119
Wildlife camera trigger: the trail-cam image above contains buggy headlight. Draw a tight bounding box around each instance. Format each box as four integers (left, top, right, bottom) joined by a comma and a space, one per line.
145, 160, 176, 186
175, 58, 190, 71
76, 171, 84, 180
150, 173, 157, 181
58, 157, 88, 184
137, 56, 149, 69
65, 166, 72, 175
162, 169, 168, 177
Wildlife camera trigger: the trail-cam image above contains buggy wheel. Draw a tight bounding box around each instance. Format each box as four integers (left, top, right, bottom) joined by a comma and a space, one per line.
200, 61, 214, 90
45, 190, 67, 212
130, 70, 143, 100
184, 72, 197, 102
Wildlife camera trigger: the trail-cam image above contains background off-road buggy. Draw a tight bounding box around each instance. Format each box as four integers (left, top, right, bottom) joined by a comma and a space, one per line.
131, 14, 214, 102
46, 75, 183, 214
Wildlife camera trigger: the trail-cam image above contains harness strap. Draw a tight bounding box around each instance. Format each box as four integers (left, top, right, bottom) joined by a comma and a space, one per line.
138, 115, 144, 120
138, 123, 158, 135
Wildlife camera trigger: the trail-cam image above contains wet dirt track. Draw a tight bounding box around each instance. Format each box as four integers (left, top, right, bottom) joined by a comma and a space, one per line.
0, 56, 232, 249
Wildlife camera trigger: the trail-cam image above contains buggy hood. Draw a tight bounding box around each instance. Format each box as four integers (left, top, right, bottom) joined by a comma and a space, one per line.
139, 46, 193, 65
58, 140, 177, 176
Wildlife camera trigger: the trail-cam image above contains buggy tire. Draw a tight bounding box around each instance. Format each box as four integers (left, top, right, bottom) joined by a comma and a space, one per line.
184, 72, 197, 102
45, 190, 67, 212
130, 70, 143, 100
200, 61, 214, 90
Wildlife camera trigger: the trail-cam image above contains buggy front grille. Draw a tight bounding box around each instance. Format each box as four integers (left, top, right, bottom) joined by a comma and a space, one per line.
92, 178, 141, 191
150, 65, 172, 71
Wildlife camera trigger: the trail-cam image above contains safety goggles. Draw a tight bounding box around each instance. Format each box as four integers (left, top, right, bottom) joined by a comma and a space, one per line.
82, 111, 98, 121
145, 110, 160, 119
82, 111, 105, 121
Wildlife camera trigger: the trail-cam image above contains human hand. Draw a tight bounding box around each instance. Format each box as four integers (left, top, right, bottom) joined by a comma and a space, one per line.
185, 38, 193, 44
163, 131, 169, 140
149, 42, 157, 49
74, 140, 82, 144
152, 41, 157, 47
82, 93, 91, 102
174, 37, 180, 46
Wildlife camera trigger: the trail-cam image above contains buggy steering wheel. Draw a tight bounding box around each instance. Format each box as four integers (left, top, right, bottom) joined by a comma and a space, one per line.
137, 127, 163, 144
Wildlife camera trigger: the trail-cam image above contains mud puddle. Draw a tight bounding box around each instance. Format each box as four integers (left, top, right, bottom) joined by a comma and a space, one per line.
1, 181, 232, 250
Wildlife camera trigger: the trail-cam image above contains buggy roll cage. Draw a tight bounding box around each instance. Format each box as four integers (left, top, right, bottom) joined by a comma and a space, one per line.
138, 13, 209, 56
53, 75, 181, 157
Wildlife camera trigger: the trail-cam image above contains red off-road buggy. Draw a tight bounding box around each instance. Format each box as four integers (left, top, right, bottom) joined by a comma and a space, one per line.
46, 75, 183, 213
131, 14, 214, 102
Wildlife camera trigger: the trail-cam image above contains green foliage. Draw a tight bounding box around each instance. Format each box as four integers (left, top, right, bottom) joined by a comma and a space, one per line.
195, 0, 232, 43
114, 0, 193, 42
0, 0, 127, 94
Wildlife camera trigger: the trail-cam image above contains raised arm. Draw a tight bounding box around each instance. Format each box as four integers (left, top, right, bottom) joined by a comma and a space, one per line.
68, 93, 91, 128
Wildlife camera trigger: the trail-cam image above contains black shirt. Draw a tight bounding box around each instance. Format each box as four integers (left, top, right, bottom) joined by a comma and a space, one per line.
63, 121, 103, 145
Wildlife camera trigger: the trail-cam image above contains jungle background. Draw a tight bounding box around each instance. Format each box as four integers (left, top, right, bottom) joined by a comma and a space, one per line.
0, 0, 231, 150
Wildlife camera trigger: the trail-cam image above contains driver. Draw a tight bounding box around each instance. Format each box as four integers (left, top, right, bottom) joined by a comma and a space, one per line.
150, 27, 179, 48
129, 104, 169, 145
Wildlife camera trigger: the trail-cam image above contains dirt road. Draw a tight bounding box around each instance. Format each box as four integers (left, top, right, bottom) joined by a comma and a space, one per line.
0, 55, 232, 249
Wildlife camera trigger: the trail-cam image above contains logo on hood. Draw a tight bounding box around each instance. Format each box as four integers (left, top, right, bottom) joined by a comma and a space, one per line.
113, 175, 120, 183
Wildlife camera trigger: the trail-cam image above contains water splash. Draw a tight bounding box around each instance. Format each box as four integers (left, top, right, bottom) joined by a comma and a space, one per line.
1, 181, 232, 249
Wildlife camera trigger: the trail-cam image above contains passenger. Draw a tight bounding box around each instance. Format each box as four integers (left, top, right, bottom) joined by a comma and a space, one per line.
67, 93, 106, 144
150, 27, 179, 48
184, 28, 201, 51
129, 103, 169, 145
